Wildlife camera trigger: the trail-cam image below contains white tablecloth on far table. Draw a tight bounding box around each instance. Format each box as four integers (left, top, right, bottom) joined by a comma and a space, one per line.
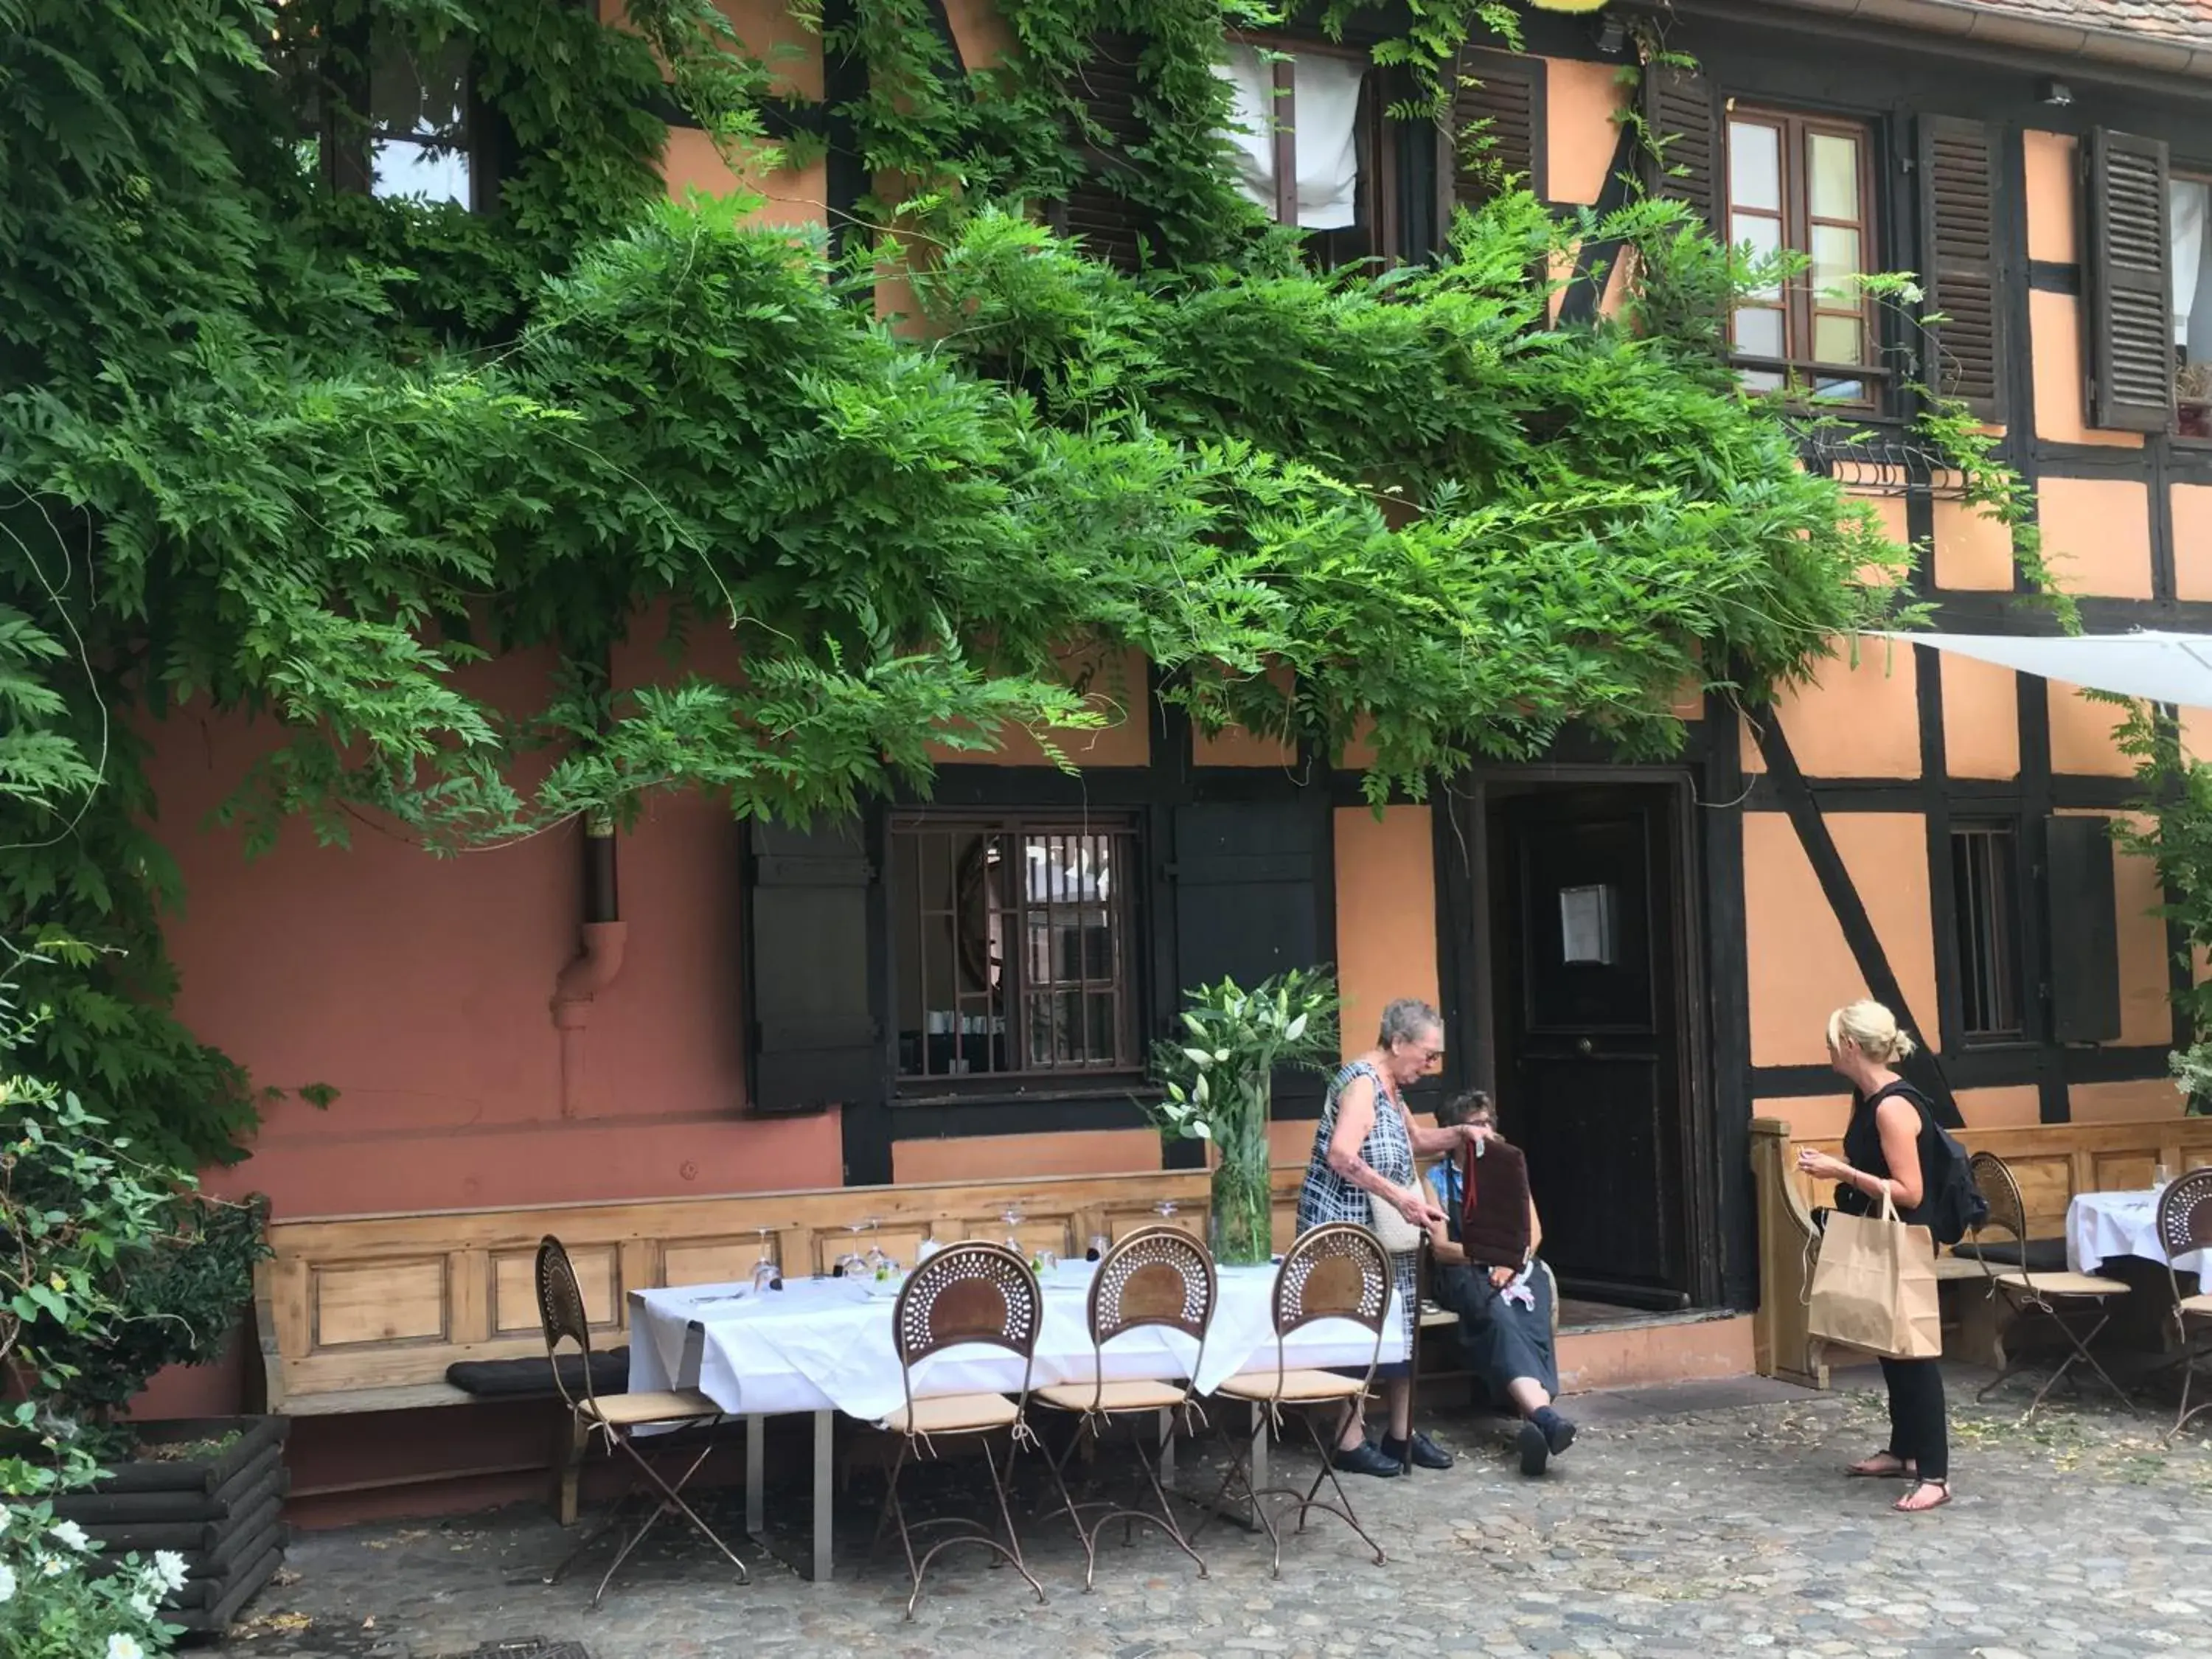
627, 1261, 1403, 1425
2066, 1188, 2212, 1279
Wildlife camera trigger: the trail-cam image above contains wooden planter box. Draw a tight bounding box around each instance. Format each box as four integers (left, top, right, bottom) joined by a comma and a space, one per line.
61, 1416, 289, 1638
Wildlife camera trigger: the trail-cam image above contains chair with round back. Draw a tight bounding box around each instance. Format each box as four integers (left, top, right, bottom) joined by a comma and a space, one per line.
532, 1235, 746, 1607
1964, 1152, 2135, 1419
1032, 1225, 1218, 1588
1203, 1222, 1392, 1576
2154, 1167, 2212, 1440
880, 1240, 1047, 1618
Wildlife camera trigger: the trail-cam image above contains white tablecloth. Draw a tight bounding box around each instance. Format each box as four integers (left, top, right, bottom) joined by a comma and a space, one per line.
627, 1261, 1402, 1425
2066, 1189, 2212, 1279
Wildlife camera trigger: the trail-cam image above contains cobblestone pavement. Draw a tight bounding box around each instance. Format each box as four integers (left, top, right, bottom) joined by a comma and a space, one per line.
220, 1371, 2212, 1659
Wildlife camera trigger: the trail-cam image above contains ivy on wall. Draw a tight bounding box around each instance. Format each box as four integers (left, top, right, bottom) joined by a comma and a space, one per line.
5, 0, 1953, 1164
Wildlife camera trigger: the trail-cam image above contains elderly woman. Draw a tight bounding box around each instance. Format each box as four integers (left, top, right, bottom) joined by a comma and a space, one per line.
1298, 997, 1482, 1476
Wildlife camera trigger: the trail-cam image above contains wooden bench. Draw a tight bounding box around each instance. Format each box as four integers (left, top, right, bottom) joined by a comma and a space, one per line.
1751, 1113, 2212, 1388
254, 1166, 1324, 1421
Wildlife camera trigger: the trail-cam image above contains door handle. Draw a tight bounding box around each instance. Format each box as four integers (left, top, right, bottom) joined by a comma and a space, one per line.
1576, 1037, 1593, 1056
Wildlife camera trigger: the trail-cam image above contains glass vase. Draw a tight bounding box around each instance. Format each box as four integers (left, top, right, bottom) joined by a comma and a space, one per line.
1206, 1073, 1274, 1266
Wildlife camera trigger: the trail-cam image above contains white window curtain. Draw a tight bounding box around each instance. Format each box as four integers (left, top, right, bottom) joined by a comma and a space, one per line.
1214, 43, 1365, 230
2170, 178, 2212, 363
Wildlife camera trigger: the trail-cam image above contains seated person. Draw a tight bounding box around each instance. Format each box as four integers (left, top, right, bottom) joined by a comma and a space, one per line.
1425, 1095, 1576, 1477
1425, 1091, 1488, 1239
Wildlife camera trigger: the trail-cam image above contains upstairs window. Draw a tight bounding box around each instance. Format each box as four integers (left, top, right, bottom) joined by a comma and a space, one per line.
1725, 109, 1879, 406
1950, 824, 2022, 1042
1215, 38, 1398, 269
363, 27, 476, 206
2171, 173, 2212, 434
892, 817, 1140, 1088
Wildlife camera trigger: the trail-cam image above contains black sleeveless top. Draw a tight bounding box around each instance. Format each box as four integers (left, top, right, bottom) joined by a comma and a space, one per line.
1836, 1081, 1942, 1230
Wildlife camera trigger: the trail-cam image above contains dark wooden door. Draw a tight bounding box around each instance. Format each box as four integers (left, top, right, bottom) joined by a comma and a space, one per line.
1492, 787, 1690, 1307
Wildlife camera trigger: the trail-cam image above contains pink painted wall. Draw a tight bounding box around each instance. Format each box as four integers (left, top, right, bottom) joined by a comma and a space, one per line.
145, 629, 842, 1228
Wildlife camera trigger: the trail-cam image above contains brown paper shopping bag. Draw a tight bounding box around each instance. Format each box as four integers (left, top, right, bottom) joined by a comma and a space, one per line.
1804, 1192, 1942, 1360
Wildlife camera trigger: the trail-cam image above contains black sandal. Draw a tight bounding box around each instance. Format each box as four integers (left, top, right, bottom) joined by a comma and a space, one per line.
1892, 1478, 1951, 1513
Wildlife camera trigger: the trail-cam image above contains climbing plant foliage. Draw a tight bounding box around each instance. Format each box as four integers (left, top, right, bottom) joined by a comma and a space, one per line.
4, 0, 1973, 1164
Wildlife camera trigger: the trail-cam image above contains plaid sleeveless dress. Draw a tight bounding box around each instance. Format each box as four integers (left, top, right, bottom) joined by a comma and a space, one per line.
1297, 1058, 1417, 1366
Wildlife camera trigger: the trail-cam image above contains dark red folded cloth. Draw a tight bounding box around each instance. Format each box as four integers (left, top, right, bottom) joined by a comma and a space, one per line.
1458, 1137, 1531, 1267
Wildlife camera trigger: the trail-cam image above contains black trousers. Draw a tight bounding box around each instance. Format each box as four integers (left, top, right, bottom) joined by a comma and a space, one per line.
1879, 1356, 1948, 1481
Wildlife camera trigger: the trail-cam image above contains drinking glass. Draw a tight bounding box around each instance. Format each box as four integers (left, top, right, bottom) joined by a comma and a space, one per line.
835, 1218, 869, 1279
2154, 1163, 2174, 1192
1001, 1201, 1026, 1253
1153, 1197, 1179, 1228
750, 1226, 781, 1294
863, 1216, 890, 1278
1087, 1233, 1110, 1262
1033, 1244, 1060, 1279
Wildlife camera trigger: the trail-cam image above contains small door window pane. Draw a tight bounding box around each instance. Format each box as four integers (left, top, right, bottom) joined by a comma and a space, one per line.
1813, 312, 1864, 366
1810, 223, 1862, 299
1808, 131, 1860, 220
1731, 212, 1783, 298
1733, 307, 1786, 356
1728, 120, 1782, 212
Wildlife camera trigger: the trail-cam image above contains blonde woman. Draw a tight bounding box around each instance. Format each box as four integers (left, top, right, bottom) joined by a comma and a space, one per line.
1795, 1001, 1952, 1514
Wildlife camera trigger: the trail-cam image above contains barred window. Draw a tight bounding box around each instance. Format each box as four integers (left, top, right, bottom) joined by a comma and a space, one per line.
892, 818, 1139, 1084
1951, 824, 2022, 1041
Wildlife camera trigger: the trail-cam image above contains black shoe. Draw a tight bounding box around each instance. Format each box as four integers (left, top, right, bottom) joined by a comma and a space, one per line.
1332, 1439, 1403, 1478
1381, 1430, 1454, 1470
1517, 1419, 1551, 1477
1544, 1415, 1576, 1458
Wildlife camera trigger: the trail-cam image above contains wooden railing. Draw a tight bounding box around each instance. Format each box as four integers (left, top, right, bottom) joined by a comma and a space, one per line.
1751, 1113, 2212, 1387
254, 1166, 1310, 1416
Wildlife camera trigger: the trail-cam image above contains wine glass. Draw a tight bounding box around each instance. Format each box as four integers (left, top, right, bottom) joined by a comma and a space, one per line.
835, 1218, 869, 1279
749, 1226, 781, 1294
1086, 1233, 1110, 1263
1001, 1200, 1026, 1253
2154, 1163, 2174, 1193
863, 1217, 891, 1279
1154, 1197, 1180, 1231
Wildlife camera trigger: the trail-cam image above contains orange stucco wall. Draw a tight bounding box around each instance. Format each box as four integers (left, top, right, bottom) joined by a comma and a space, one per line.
2038, 477, 2154, 599
1333, 805, 1441, 1060
1930, 498, 2017, 591
2174, 483, 2212, 602
2031, 291, 2141, 450
1941, 654, 2020, 779
2046, 681, 2134, 776
2023, 130, 2076, 264
1543, 58, 1626, 206
1743, 641, 1920, 779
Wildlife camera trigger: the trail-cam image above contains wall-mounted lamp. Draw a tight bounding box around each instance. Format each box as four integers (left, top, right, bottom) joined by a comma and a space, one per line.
1594, 16, 1627, 55
2040, 77, 2074, 107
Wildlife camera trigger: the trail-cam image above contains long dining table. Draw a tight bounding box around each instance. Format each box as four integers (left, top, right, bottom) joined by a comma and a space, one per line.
625, 1259, 1405, 1582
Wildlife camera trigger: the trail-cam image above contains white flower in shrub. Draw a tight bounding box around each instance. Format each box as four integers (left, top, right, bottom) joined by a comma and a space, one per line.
49, 1518, 92, 1551
150, 1550, 189, 1593
108, 1637, 147, 1659
131, 1589, 159, 1618
38, 1554, 66, 1577
0, 1560, 14, 1602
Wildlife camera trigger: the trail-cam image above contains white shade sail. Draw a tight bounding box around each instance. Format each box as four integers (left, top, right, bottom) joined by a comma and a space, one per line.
1871, 630, 2212, 706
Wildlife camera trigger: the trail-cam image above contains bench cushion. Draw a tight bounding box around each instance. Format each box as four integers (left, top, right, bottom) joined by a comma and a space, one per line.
445, 1348, 629, 1399
1950, 1237, 2070, 1274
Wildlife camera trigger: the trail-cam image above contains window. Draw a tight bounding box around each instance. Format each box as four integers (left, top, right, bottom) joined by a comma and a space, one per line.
1214, 38, 1398, 268
274, 10, 480, 209
1950, 826, 2021, 1040
2171, 173, 2212, 435
892, 818, 1139, 1085
1724, 110, 1879, 405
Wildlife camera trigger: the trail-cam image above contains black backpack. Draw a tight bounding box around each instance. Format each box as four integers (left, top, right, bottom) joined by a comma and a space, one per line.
1867, 1082, 1988, 1248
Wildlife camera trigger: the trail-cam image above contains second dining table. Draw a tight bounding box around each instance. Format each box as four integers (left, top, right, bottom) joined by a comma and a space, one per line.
625, 1256, 1405, 1582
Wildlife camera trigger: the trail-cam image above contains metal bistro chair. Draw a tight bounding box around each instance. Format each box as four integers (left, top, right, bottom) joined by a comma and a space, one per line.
1200, 1222, 1392, 1576
1964, 1152, 2136, 1419
1033, 1224, 1217, 1590
879, 1240, 1048, 1619
534, 1236, 748, 1608
2154, 1166, 2212, 1440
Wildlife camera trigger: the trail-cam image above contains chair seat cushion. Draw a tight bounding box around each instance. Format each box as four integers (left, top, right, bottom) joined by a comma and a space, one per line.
445, 1348, 629, 1399
1034, 1378, 1189, 1413
2180, 1293, 2212, 1318
1952, 1237, 2070, 1274
885, 1392, 1020, 1435
1997, 1270, 2130, 1297
1214, 1368, 1367, 1404
582, 1388, 724, 1427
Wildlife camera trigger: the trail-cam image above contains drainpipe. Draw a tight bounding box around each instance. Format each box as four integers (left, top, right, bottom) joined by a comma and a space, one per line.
552, 655, 628, 1118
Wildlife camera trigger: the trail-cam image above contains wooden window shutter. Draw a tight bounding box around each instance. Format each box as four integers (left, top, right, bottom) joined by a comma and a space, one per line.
1056, 32, 1155, 271
1638, 62, 1717, 230
2045, 815, 2123, 1045
1917, 116, 2006, 420
745, 817, 883, 1116
2085, 128, 2174, 433
1443, 48, 1546, 215
1168, 800, 1332, 1110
